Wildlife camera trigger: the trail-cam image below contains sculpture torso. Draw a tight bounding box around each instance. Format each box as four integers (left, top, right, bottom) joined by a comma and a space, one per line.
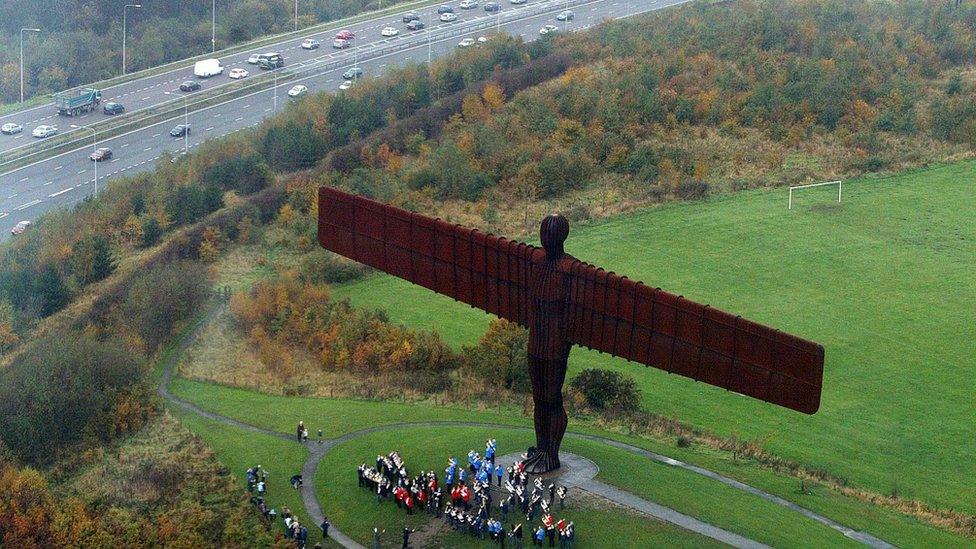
527, 256, 575, 361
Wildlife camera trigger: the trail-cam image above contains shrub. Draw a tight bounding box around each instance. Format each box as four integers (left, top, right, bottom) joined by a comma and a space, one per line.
298, 248, 371, 284
119, 261, 211, 352
674, 179, 710, 201
0, 334, 144, 464
569, 369, 641, 413
462, 319, 531, 393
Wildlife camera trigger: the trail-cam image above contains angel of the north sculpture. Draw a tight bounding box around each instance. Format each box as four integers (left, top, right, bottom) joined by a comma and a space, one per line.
318, 187, 824, 473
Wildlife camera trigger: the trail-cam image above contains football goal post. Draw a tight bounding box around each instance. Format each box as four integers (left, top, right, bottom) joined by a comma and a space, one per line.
788, 180, 842, 210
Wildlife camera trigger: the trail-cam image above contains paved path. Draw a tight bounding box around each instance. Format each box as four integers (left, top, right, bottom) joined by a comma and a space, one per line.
158, 301, 895, 549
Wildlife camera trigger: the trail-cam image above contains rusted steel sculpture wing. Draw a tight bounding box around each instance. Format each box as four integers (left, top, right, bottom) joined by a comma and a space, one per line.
318, 187, 824, 414
559, 261, 824, 414
318, 187, 540, 327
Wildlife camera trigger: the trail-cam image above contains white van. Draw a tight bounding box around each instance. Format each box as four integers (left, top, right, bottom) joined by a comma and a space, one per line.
194, 59, 224, 78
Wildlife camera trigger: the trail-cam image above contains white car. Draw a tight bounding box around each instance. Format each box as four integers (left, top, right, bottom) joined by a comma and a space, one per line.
458, 38, 476, 48
32, 125, 58, 138
247, 53, 262, 64
288, 85, 308, 98
339, 80, 354, 91
381, 27, 400, 37
10, 220, 31, 235
1, 123, 23, 135
539, 25, 559, 35
229, 68, 249, 79
301, 38, 321, 50
460, 0, 479, 8
477, 36, 489, 43
440, 12, 458, 22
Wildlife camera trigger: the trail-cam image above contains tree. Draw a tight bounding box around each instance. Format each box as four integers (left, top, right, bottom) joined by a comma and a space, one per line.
141, 217, 163, 248
569, 369, 641, 413
69, 235, 115, 285
36, 263, 70, 317
462, 319, 530, 393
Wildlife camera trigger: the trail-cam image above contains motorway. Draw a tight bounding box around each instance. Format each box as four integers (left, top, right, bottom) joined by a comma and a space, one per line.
0, 0, 686, 238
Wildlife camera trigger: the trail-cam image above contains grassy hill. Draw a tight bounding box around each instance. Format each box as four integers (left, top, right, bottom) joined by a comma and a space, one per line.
330, 160, 976, 514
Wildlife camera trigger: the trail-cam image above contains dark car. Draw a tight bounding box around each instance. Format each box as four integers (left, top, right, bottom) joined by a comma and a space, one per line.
437, 5, 454, 14
103, 102, 125, 115
484, 2, 500, 11
342, 67, 364, 80
180, 81, 201, 92
170, 124, 191, 137
406, 20, 425, 30
402, 12, 420, 22
258, 55, 284, 70
89, 147, 112, 162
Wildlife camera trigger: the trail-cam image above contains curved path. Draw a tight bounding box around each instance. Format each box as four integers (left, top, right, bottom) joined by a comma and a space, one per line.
159, 302, 894, 549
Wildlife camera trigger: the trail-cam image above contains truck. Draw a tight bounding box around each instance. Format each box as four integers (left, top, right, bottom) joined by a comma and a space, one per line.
53, 88, 101, 116
194, 58, 224, 78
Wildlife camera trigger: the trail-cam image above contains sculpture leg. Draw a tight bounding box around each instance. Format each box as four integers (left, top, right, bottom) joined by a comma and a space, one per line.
524, 354, 568, 473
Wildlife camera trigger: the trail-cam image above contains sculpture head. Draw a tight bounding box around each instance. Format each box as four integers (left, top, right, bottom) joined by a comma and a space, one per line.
540, 214, 569, 259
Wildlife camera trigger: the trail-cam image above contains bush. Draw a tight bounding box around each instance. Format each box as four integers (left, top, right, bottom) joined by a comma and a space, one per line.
298, 248, 371, 284
674, 179, 710, 201
569, 369, 641, 413
0, 334, 144, 464
119, 261, 211, 352
462, 319, 530, 393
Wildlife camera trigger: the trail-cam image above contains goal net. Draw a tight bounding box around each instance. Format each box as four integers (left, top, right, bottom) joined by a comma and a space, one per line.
788, 180, 842, 210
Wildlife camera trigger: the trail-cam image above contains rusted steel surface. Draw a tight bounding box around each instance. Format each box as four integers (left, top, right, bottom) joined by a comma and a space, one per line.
319, 187, 824, 418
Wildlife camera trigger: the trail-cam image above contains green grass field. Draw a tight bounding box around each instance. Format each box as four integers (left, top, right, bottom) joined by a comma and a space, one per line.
171, 378, 967, 547
330, 161, 976, 514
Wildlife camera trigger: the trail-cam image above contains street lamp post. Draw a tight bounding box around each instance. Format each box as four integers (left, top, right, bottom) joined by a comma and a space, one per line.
123, 4, 142, 75
427, 14, 432, 63
164, 91, 189, 155
71, 125, 98, 194
19, 28, 40, 104
273, 67, 280, 112
212, 0, 216, 53
295, 0, 299, 32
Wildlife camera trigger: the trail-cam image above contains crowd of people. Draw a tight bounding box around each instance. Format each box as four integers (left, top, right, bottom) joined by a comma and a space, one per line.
245, 464, 330, 548
355, 438, 578, 548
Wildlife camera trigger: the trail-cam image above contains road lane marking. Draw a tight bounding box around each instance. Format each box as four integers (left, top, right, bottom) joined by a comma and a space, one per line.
205, 126, 214, 131
77, 169, 87, 174
54, 165, 63, 170
152, 133, 160, 138
14, 200, 40, 211
18, 177, 27, 182
7, 194, 17, 199
144, 147, 152, 152
121, 143, 129, 147
44, 181, 52, 186
49, 187, 74, 198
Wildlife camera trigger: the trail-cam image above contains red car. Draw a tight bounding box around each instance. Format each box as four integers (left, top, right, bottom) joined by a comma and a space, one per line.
90, 147, 113, 162
335, 30, 355, 40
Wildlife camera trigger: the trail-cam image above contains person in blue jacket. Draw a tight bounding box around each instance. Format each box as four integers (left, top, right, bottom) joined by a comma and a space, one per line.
495, 464, 504, 486
534, 526, 546, 546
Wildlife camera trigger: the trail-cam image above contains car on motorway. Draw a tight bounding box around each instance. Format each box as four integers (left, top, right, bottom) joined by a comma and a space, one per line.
180, 80, 201, 92
342, 67, 364, 80
510, 0, 526, 4
288, 85, 308, 97
539, 24, 559, 35
484, 2, 500, 12
333, 38, 350, 49
381, 27, 400, 37
460, 0, 479, 8
339, 80, 354, 91
1, 123, 23, 135
336, 30, 355, 40
170, 124, 191, 137
301, 38, 321, 50
89, 147, 112, 162
556, 10, 574, 21
458, 38, 476, 48
440, 12, 458, 22
437, 5, 454, 14
10, 220, 31, 235
406, 20, 425, 30
258, 54, 285, 70
478, 35, 489, 43
103, 102, 125, 115
229, 68, 249, 79
247, 53, 262, 64
32, 125, 58, 138
402, 12, 420, 22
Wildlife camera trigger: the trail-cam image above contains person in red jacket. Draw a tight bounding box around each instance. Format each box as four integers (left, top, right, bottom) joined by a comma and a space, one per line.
405, 493, 415, 515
